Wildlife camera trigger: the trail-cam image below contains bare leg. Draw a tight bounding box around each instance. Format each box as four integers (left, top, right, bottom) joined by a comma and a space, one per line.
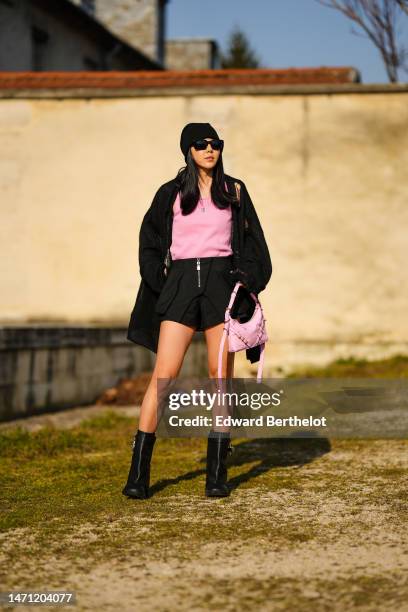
138, 320, 196, 433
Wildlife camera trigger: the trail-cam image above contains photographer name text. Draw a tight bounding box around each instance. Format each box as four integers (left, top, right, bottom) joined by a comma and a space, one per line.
167, 415, 327, 428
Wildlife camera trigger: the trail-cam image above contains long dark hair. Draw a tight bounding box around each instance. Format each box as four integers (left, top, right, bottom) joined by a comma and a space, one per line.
174, 147, 238, 215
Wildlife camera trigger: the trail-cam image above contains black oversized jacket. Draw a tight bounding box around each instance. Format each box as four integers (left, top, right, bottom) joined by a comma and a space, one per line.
127, 173, 272, 364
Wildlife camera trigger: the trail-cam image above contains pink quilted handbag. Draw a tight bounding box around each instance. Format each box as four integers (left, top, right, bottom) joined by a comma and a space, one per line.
217, 281, 268, 383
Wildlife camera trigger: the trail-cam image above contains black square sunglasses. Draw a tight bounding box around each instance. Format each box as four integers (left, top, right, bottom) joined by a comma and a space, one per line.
192, 139, 224, 151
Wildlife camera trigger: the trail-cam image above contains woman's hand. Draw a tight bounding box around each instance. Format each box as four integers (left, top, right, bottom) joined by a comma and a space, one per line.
228, 267, 249, 288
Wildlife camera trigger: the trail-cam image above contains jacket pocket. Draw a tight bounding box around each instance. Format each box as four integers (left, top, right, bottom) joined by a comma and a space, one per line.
155, 268, 183, 315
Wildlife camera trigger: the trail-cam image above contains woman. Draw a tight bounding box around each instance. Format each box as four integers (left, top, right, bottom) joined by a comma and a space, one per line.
123, 122, 272, 500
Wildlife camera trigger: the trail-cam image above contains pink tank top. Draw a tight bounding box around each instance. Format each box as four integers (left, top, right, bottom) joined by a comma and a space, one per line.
170, 191, 233, 259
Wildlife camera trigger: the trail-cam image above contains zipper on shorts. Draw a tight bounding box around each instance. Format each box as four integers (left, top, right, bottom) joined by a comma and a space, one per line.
164, 248, 171, 277
196, 257, 201, 287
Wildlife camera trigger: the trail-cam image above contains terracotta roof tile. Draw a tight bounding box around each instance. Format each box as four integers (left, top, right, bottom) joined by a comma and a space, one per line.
0, 67, 359, 90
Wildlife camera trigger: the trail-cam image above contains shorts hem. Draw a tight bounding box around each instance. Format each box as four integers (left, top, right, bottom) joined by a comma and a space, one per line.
157, 315, 225, 332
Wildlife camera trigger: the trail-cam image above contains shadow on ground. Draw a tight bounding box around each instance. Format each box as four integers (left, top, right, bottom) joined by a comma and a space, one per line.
150, 436, 331, 496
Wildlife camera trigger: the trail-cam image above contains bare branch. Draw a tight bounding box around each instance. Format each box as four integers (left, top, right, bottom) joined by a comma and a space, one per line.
314, 0, 408, 82
396, 0, 408, 16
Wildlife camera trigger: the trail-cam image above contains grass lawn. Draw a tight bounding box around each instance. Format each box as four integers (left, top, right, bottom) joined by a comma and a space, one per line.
1, 356, 407, 611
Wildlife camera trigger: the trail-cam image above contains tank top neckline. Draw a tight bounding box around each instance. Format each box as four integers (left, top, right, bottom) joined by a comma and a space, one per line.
177, 192, 212, 202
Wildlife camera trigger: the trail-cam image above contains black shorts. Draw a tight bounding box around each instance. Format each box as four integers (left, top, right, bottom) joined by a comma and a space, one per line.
155, 255, 234, 331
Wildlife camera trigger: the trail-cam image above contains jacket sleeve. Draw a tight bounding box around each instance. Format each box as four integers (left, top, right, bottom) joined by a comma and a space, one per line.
139, 187, 166, 294
240, 182, 272, 295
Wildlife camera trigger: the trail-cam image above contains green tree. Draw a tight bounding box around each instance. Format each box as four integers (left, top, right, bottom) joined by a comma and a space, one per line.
220, 26, 261, 68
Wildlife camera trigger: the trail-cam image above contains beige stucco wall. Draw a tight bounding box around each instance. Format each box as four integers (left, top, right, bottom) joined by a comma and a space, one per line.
1, 88, 407, 375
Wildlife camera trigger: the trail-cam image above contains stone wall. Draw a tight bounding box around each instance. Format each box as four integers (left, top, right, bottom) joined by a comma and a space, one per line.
166, 39, 219, 70
0, 84, 407, 383
93, 0, 165, 65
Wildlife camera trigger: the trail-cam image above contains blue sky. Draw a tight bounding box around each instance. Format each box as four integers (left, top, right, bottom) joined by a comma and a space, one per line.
167, 0, 408, 83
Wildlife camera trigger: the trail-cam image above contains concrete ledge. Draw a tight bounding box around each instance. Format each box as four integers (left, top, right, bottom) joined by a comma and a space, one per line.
0, 325, 151, 422
0, 324, 206, 423
1, 83, 408, 99
0, 324, 133, 350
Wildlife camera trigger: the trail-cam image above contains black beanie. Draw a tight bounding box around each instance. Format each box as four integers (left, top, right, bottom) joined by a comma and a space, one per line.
180, 122, 220, 161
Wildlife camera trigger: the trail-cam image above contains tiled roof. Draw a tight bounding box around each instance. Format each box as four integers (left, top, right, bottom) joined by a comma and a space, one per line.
0, 67, 360, 90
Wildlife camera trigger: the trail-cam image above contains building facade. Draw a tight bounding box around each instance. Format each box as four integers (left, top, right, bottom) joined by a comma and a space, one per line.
0, 0, 162, 71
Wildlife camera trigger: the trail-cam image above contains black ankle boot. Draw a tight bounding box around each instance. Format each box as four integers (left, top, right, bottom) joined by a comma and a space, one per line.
122, 430, 156, 499
205, 431, 232, 497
